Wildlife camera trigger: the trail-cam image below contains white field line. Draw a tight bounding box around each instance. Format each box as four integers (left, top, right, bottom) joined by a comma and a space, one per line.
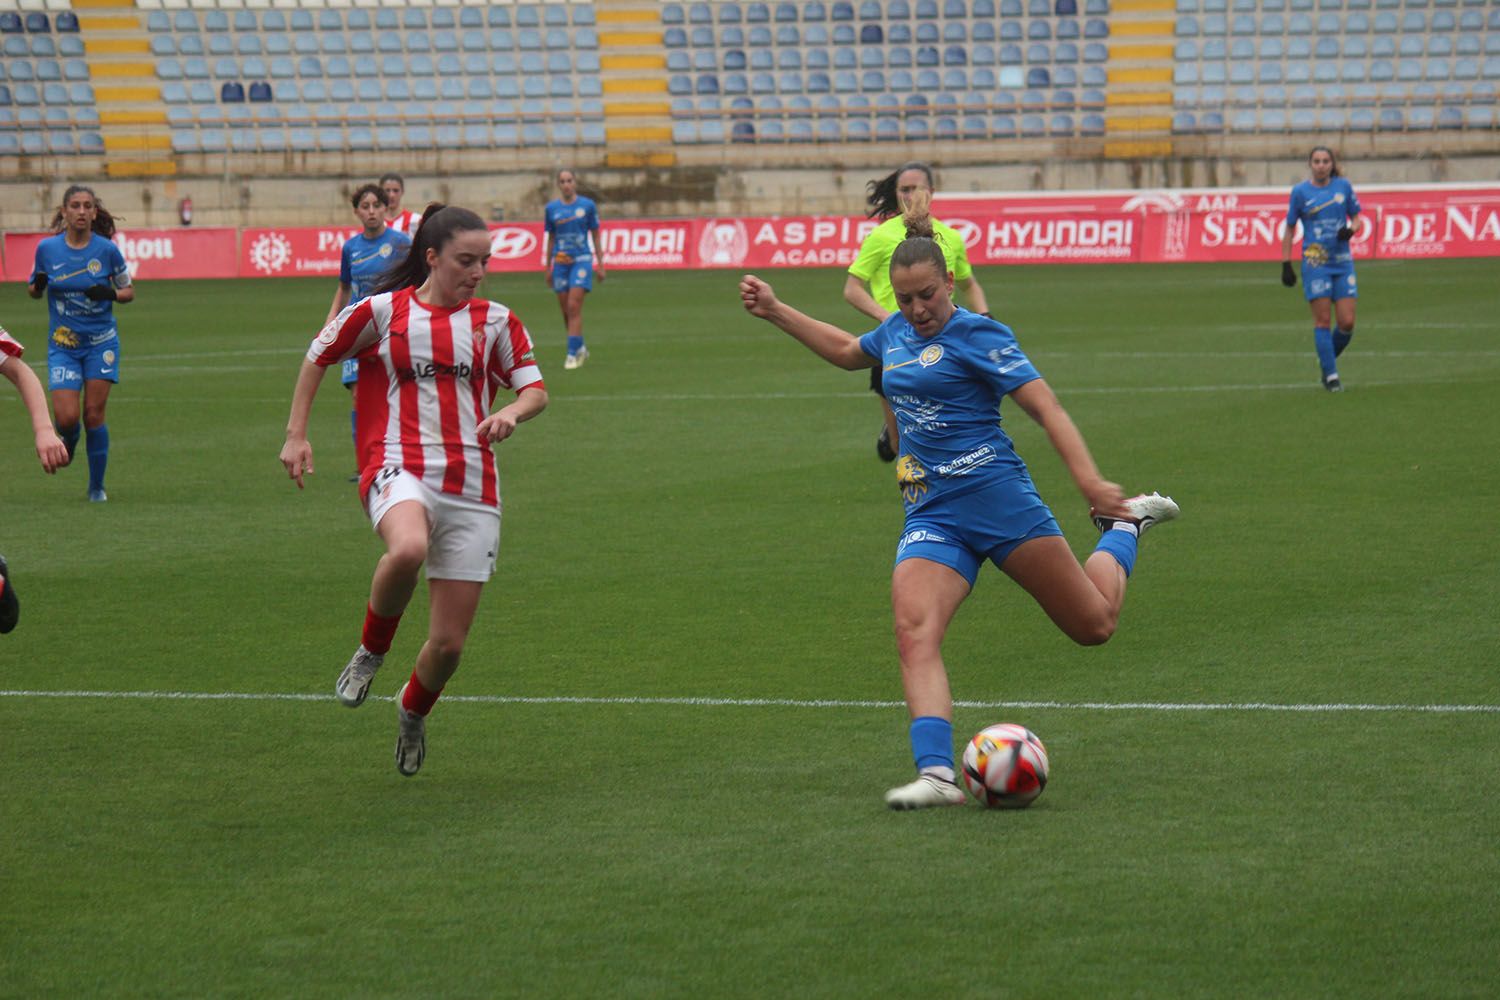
1, 689, 1496, 714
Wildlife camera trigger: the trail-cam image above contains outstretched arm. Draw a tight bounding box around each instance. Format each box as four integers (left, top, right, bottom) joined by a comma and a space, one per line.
742, 274, 875, 371
1, 358, 68, 473
1008, 378, 1128, 520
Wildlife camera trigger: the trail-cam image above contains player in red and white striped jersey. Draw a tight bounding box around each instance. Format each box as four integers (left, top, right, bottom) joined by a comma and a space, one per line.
380, 172, 422, 236
1, 324, 70, 473
280, 205, 547, 776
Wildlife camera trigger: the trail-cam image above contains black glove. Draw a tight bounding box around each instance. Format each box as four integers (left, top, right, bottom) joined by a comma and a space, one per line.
31, 272, 47, 291
1280, 261, 1297, 287
1337, 225, 1354, 241
84, 284, 118, 301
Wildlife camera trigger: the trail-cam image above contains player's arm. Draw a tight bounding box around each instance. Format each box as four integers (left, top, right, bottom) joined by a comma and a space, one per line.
0, 356, 69, 473
957, 274, 990, 316
1338, 213, 1364, 242
1279, 209, 1299, 287
842, 274, 891, 324
27, 252, 47, 299
541, 230, 556, 283
88, 253, 135, 303
280, 359, 327, 489
590, 226, 605, 279
742, 274, 873, 371
478, 384, 548, 444
325, 283, 351, 326
1008, 378, 1128, 520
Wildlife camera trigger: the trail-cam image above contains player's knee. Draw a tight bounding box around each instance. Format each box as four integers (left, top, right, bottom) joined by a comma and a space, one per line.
384, 538, 428, 573
893, 616, 940, 659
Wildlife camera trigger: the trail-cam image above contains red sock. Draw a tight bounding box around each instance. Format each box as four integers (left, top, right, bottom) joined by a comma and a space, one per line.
401, 671, 441, 717
361, 604, 402, 655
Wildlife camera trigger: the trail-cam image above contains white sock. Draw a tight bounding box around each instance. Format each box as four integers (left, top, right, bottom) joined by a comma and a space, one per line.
920, 765, 956, 783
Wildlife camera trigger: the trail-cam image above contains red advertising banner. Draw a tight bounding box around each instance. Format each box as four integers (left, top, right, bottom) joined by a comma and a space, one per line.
1, 227, 239, 281
5, 184, 1497, 282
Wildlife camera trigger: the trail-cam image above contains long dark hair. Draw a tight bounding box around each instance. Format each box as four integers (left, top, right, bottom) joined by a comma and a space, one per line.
50, 184, 118, 238
865, 161, 936, 220
370, 202, 487, 296
1308, 145, 1342, 178
889, 187, 948, 276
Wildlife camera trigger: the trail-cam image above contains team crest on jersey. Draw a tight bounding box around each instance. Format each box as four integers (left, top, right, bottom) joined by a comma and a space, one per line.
87, 259, 103, 275
896, 454, 929, 504
1334, 193, 1345, 204
315, 321, 339, 346
378, 243, 394, 258
1303, 242, 1329, 267
574, 207, 586, 219
918, 344, 944, 368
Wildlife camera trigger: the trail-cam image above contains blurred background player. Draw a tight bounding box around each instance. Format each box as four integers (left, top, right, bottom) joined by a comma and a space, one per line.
27, 184, 134, 502
741, 196, 1177, 811
1280, 146, 1365, 392
846, 161, 989, 461
380, 172, 422, 236
325, 184, 413, 473
280, 204, 548, 777
1, 322, 71, 633
542, 168, 606, 369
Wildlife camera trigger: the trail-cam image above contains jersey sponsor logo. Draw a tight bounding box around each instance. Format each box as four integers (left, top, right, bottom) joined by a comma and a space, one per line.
935, 446, 997, 477
896, 454, 929, 505
395, 360, 475, 382
988, 347, 1028, 376
52, 326, 79, 349
1303, 242, 1329, 267
918, 344, 944, 368
490, 227, 537, 260
899, 527, 948, 551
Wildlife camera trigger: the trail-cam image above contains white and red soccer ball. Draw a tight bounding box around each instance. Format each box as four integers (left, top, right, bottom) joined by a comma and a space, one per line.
961, 724, 1050, 809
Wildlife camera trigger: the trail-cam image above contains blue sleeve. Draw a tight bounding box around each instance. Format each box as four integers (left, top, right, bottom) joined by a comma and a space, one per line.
339, 241, 353, 285
586, 201, 600, 230
543, 205, 555, 237
1344, 181, 1361, 218
858, 325, 885, 361
31, 241, 45, 280
109, 243, 130, 284
970, 322, 1041, 396
1285, 186, 1302, 227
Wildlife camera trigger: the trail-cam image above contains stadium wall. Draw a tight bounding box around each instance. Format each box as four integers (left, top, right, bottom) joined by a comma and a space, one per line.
2, 153, 1500, 231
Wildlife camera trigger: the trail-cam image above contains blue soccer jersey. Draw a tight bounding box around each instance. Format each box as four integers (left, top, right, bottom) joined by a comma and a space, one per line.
544, 196, 599, 261
1286, 177, 1361, 271
32, 233, 130, 343
859, 308, 1043, 513
340, 227, 411, 304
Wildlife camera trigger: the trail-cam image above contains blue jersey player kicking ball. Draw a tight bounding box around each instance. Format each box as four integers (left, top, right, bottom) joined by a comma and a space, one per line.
543, 168, 605, 369
326, 183, 413, 475
1281, 145, 1365, 392
740, 195, 1180, 811
28, 184, 134, 502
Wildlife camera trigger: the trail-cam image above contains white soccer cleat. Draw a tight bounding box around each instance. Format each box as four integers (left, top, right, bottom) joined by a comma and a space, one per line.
395, 684, 426, 777
336, 645, 384, 708
1093, 491, 1180, 536
885, 773, 967, 811
563, 346, 589, 370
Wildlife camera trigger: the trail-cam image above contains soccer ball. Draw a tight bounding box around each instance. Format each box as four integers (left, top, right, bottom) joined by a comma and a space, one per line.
961, 724, 1049, 809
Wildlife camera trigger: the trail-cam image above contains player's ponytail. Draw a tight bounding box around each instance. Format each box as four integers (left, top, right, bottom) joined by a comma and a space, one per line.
49, 184, 118, 238
370, 202, 487, 295
889, 186, 947, 276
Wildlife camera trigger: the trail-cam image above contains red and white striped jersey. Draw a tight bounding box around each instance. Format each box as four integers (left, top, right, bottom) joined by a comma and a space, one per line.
387, 209, 422, 235
0, 324, 22, 367
306, 286, 544, 508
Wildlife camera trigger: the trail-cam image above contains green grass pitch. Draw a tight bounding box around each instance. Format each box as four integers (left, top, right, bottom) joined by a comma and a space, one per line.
1, 260, 1497, 997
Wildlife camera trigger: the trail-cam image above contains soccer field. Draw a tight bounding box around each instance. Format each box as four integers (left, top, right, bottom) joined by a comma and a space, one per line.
2, 260, 1497, 997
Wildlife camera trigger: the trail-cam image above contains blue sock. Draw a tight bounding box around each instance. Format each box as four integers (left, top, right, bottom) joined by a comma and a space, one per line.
58, 423, 81, 461
567, 334, 584, 355
1093, 525, 1139, 578
86, 423, 109, 492
1332, 328, 1352, 358
909, 716, 954, 772
1313, 326, 1337, 379
349, 408, 357, 448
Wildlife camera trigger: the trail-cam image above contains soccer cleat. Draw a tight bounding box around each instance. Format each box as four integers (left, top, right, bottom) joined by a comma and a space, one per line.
87, 488, 107, 503
395, 684, 426, 777
0, 555, 18, 635
336, 645, 384, 707
885, 773, 967, 810
1324, 375, 1343, 393
564, 346, 589, 370
876, 425, 897, 463
1092, 491, 1180, 536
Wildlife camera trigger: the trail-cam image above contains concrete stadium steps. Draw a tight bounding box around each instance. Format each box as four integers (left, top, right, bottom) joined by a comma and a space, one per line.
1102, 0, 1174, 157
594, 0, 676, 166
74, 0, 177, 177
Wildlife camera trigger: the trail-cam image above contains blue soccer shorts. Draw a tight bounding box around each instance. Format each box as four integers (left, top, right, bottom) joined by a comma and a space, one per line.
894, 477, 1062, 587
1303, 267, 1357, 302
551, 258, 594, 293
47, 334, 120, 390
341, 356, 359, 387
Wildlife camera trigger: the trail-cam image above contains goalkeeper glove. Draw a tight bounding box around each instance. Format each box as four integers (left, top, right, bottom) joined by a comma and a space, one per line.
1281, 262, 1297, 287
85, 284, 118, 302
1337, 225, 1354, 241
31, 273, 47, 291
